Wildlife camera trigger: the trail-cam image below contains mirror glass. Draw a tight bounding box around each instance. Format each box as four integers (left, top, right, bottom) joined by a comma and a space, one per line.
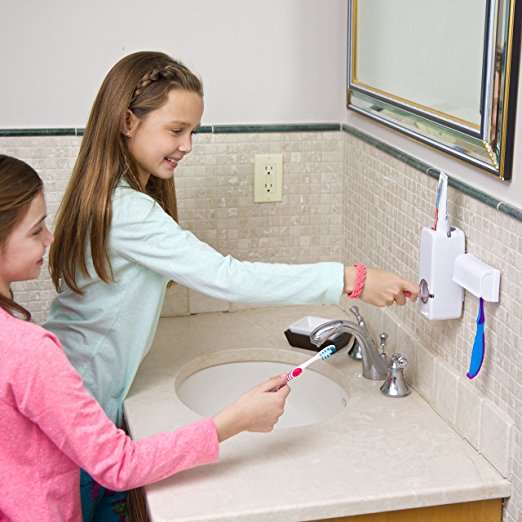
347, 0, 521, 180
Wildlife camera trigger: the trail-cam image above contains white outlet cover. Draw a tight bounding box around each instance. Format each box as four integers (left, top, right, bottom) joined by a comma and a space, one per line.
254, 153, 283, 203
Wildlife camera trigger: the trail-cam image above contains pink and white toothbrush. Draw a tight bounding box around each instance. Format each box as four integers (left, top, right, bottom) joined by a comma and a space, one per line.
273, 345, 337, 391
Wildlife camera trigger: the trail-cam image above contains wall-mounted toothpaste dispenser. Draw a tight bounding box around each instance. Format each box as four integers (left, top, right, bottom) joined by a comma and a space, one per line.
418, 229, 501, 320
419, 226, 465, 320
418, 170, 501, 320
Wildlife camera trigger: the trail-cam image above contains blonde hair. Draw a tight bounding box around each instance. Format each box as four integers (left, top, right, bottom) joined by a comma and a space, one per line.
0, 155, 43, 319
49, 51, 203, 293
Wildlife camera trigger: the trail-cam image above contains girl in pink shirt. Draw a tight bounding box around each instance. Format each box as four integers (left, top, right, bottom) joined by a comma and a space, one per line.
0, 154, 290, 521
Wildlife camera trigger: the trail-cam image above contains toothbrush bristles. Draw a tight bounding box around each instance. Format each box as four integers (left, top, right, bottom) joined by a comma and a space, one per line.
319, 345, 336, 359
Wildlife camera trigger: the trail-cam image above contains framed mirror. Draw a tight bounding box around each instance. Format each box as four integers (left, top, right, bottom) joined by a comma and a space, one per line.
347, 0, 522, 181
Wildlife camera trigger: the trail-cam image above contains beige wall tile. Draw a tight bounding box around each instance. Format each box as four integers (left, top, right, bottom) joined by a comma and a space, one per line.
456, 377, 484, 449
480, 399, 514, 478
433, 359, 460, 427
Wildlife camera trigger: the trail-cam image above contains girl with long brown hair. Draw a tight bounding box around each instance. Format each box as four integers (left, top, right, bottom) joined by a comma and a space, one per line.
45, 51, 419, 519
0, 154, 290, 522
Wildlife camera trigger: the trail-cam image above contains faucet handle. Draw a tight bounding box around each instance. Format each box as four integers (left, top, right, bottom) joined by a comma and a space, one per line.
349, 305, 361, 323
349, 305, 367, 327
380, 352, 411, 397
390, 352, 408, 369
378, 333, 388, 364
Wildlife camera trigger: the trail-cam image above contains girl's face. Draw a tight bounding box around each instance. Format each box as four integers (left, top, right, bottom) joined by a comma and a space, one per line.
125, 88, 204, 188
0, 192, 53, 297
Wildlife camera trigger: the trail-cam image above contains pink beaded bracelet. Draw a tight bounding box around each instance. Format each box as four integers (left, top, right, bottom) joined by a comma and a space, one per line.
347, 263, 367, 299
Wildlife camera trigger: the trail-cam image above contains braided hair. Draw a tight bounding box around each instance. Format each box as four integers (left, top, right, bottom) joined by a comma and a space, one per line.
129, 59, 203, 116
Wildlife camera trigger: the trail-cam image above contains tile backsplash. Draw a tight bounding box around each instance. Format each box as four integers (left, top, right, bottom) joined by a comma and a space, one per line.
1, 129, 520, 521
340, 134, 520, 522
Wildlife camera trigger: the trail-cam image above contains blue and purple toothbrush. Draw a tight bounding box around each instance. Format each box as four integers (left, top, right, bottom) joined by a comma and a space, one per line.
467, 298, 485, 379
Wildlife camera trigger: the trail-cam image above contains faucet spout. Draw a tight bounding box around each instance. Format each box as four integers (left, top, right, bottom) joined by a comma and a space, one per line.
309, 320, 387, 380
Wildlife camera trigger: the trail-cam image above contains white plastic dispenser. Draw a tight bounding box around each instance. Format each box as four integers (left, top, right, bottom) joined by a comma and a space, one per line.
419, 226, 465, 320
452, 254, 500, 302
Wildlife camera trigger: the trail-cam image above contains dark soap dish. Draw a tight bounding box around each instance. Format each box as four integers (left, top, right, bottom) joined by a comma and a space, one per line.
284, 329, 352, 352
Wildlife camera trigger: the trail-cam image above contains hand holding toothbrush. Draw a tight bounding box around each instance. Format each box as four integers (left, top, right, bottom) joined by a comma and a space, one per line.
272, 345, 338, 391
213, 374, 290, 441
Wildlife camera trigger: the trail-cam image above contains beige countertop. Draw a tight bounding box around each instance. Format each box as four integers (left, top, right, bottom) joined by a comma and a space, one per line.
124, 305, 510, 522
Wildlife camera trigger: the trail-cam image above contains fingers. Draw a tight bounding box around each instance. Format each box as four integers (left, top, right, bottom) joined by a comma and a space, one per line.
394, 292, 407, 306
402, 281, 422, 304
403, 290, 419, 303
261, 373, 289, 393
404, 281, 421, 294
392, 277, 420, 306
274, 380, 291, 398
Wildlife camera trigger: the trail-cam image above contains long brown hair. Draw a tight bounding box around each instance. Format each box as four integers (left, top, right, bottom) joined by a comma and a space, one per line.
0, 155, 44, 320
49, 51, 203, 294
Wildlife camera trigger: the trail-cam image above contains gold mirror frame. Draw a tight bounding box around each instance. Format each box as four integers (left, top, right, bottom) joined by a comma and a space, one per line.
347, 0, 522, 180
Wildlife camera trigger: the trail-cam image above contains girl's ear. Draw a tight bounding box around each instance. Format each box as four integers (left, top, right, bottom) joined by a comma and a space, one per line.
122, 109, 140, 138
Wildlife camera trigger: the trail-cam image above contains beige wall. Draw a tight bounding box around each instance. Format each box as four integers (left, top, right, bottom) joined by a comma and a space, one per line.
341, 133, 521, 522
1, 130, 520, 521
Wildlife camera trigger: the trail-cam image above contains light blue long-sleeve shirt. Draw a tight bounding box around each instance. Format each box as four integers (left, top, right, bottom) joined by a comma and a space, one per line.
44, 181, 344, 424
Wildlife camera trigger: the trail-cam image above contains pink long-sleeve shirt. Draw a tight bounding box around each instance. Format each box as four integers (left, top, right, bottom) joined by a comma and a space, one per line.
0, 308, 219, 522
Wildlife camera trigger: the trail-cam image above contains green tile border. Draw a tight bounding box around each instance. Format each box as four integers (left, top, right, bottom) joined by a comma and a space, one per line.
342, 124, 522, 223
1, 123, 519, 222
0, 128, 84, 137
210, 123, 341, 133
0, 123, 340, 137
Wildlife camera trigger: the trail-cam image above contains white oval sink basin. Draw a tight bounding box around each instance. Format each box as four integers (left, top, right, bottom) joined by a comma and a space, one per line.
176, 359, 349, 429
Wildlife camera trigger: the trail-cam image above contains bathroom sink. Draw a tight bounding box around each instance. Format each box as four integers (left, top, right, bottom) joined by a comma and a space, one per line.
176, 351, 349, 429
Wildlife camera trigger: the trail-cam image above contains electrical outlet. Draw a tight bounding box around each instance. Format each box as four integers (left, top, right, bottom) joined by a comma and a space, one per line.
254, 153, 283, 203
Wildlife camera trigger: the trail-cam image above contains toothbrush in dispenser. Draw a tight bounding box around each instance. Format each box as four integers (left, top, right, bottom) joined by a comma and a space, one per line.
434, 171, 451, 237
272, 345, 337, 391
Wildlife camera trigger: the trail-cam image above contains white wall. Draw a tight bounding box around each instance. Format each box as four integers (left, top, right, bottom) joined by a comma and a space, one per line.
1, 0, 521, 208
0, 0, 346, 126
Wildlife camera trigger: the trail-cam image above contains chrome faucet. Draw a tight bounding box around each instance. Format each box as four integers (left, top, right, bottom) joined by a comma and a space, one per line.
309, 320, 388, 380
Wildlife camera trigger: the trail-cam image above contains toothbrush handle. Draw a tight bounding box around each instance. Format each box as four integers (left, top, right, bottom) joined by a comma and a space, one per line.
298, 354, 320, 371
272, 361, 309, 392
